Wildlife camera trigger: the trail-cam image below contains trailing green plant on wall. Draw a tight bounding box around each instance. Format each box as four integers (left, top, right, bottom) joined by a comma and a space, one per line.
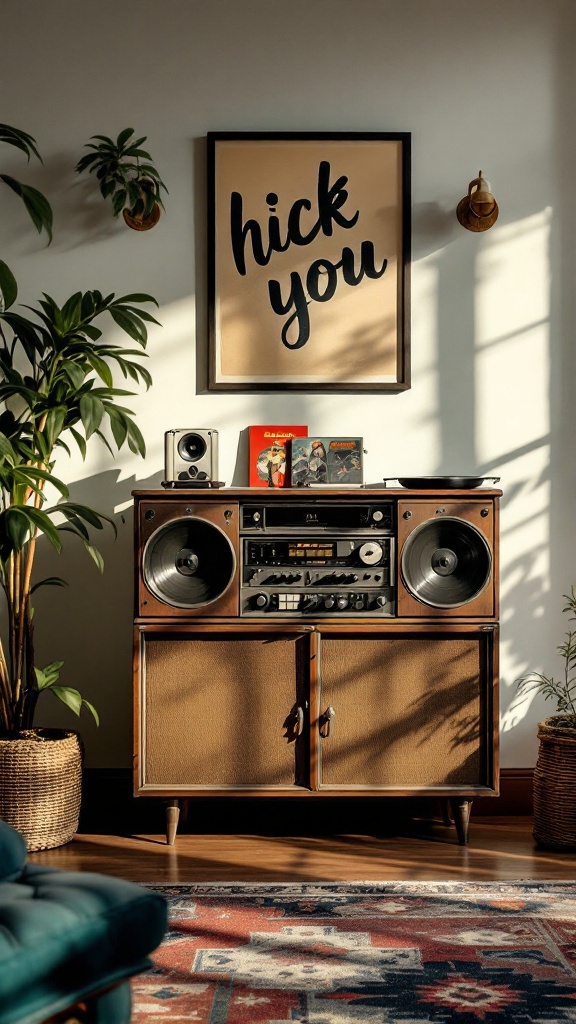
0, 124, 160, 737
75, 128, 167, 231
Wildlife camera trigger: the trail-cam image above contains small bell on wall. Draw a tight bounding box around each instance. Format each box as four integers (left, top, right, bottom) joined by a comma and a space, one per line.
456, 171, 499, 232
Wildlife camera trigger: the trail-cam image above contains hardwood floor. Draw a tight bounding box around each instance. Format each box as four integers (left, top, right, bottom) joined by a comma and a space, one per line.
28, 817, 576, 883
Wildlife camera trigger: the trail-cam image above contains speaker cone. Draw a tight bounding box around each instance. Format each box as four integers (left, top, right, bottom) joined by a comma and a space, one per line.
401, 517, 491, 609
177, 432, 207, 463
143, 517, 235, 608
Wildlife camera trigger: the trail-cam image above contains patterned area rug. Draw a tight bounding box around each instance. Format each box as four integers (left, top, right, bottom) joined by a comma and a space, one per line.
133, 881, 576, 1022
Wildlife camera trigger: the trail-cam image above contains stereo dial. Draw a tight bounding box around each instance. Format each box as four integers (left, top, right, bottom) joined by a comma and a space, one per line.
359, 541, 383, 566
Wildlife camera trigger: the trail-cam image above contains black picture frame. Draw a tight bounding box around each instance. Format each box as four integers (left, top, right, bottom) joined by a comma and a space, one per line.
207, 131, 411, 392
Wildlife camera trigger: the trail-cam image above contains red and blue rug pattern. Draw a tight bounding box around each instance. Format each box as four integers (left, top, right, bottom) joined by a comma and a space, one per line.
133, 881, 576, 1023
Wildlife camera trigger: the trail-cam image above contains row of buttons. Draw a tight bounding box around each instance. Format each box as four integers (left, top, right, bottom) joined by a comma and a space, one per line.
252, 592, 388, 612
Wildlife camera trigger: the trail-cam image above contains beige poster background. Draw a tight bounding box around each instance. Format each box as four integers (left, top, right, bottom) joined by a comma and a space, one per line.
212, 138, 406, 387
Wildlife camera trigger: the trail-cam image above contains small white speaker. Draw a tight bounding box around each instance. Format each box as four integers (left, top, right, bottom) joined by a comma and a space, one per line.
164, 429, 219, 485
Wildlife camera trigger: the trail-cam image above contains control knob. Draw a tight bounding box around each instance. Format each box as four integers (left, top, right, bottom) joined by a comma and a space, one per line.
336, 595, 349, 610
324, 595, 336, 609
359, 541, 383, 566
253, 592, 270, 610
374, 595, 387, 609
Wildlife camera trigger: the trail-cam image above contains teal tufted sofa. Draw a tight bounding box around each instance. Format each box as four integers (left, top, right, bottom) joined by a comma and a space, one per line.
0, 818, 168, 1024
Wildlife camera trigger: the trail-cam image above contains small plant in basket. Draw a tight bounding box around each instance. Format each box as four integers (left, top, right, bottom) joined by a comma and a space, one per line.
516, 586, 576, 728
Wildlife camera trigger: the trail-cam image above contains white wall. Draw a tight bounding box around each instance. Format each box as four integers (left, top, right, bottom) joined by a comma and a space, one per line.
2, 0, 575, 768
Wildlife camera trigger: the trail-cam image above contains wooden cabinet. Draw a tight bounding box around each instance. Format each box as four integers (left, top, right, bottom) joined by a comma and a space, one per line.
133, 487, 500, 844
134, 619, 498, 843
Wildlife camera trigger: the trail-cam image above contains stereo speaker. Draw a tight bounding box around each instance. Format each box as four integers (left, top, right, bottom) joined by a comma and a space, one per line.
397, 499, 497, 618
164, 429, 219, 484
136, 499, 239, 617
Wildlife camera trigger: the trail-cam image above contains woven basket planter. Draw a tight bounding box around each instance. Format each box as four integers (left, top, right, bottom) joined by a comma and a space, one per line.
533, 716, 576, 850
0, 728, 83, 851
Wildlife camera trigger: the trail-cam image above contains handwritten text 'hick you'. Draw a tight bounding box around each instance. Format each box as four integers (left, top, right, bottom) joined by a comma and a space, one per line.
229, 160, 387, 349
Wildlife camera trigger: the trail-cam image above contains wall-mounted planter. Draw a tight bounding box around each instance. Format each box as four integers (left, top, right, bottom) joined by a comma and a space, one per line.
75, 129, 167, 231
122, 205, 161, 231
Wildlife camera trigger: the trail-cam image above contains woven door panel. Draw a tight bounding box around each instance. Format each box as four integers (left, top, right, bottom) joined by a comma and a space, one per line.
142, 636, 299, 787
319, 637, 483, 787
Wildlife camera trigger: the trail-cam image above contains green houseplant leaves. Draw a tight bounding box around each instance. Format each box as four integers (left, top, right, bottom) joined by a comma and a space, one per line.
75, 128, 167, 224
0, 124, 160, 736
516, 586, 576, 727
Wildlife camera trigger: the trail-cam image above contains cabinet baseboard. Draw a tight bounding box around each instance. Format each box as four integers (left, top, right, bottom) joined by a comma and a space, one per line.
79, 768, 533, 834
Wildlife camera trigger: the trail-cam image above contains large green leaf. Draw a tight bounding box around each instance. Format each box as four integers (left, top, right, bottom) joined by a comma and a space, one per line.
43, 405, 68, 448
109, 306, 147, 344
0, 261, 17, 310
5, 505, 63, 552
79, 392, 104, 437
60, 292, 82, 330
0, 175, 53, 241
54, 501, 113, 531
49, 685, 100, 726
34, 660, 64, 690
30, 576, 67, 594
0, 124, 42, 162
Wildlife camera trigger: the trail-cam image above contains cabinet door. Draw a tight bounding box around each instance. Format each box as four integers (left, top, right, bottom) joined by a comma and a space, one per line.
137, 629, 310, 792
316, 629, 497, 792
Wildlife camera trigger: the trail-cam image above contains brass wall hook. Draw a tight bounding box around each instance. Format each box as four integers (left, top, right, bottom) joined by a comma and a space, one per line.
457, 171, 499, 232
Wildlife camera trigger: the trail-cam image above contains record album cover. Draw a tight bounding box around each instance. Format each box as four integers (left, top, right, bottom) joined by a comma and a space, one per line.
249, 425, 308, 487
290, 437, 364, 487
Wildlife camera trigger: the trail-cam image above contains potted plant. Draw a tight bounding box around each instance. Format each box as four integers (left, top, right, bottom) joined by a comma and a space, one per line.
75, 128, 167, 231
516, 586, 576, 849
0, 125, 159, 849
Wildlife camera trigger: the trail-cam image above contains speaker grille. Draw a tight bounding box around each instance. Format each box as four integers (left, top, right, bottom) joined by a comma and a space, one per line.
141, 635, 302, 787
142, 517, 235, 609
319, 636, 484, 787
401, 516, 491, 609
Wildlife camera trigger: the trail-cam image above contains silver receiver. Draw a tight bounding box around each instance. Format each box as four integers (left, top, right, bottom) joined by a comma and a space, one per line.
240, 502, 395, 617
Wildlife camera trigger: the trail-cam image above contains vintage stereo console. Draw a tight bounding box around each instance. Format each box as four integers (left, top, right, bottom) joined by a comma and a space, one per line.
136, 492, 497, 621
133, 485, 500, 846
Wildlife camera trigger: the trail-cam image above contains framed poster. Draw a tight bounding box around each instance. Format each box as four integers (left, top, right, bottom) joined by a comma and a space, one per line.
207, 132, 411, 392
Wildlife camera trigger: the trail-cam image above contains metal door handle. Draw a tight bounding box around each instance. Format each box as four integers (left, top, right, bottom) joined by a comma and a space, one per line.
294, 706, 304, 736
319, 705, 336, 738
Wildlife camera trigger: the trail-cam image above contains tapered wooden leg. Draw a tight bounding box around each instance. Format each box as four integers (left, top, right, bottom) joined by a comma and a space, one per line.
440, 799, 452, 827
450, 798, 472, 845
166, 799, 180, 846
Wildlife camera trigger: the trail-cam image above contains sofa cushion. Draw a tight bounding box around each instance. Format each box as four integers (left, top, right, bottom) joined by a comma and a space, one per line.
0, 863, 167, 1024
0, 820, 27, 883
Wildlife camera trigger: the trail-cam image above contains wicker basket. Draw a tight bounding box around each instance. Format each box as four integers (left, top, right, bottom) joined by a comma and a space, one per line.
533, 716, 576, 850
0, 728, 83, 851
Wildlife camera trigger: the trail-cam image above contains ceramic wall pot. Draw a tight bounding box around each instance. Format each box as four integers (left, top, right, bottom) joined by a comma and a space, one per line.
122, 202, 161, 231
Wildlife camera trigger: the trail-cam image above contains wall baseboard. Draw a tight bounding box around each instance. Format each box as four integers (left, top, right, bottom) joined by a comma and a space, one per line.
79, 768, 533, 835
472, 768, 533, 816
